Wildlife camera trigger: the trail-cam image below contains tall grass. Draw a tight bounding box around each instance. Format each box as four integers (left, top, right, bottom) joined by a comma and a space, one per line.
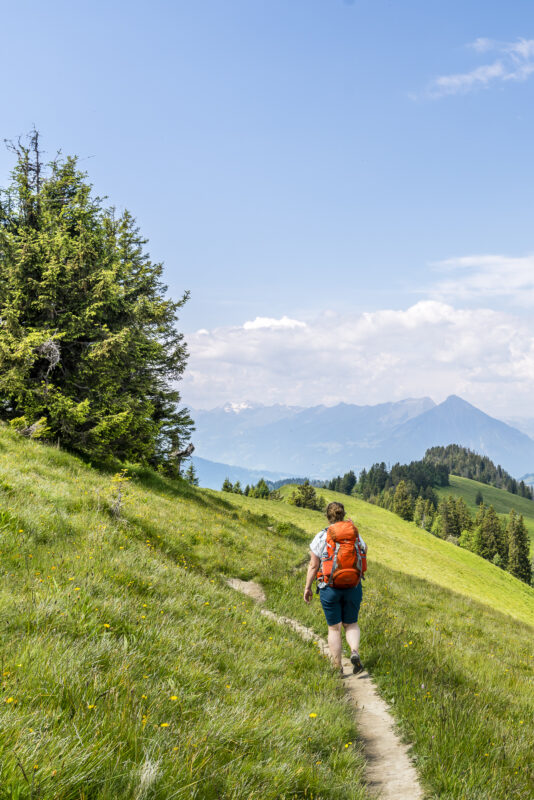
222, 488, 534, 800
0, 428, 367, 800
2, 428, 533, 799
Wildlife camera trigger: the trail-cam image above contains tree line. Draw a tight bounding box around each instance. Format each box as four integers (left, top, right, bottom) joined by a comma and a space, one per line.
323, 451, 533, 585
221, 477, 326, 510
425, 445, 533, 500
222, 477, 280, 499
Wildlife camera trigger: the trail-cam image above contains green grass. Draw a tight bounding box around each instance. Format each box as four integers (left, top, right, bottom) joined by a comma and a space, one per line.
262, 486, 534, 628
219, 487, 534, 800
1, 430, 533, 800
436, 474, 534, 549
0, 428, 366, 800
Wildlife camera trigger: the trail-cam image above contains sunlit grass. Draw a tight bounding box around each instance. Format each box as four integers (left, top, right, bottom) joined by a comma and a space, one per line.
2, 428, 533, 800
219, 487, 534, 800
0, 428, 366, 800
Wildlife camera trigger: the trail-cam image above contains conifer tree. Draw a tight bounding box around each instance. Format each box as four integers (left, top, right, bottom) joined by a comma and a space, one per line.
393, 480, 413, 521
422, 498, 435, 530
437, 496, 460, 539
455, 497, 472, 534
506, 512, 532, 584
221, 477, 233, 492
184, 463, 199, 486
341, 470, 356, 495
474, 506, 507, 565
0, 133, 192, 468
289, 480, 326, 511
413, 496, 425, 527
233, 480, 243, 495
253, 478, 270, 499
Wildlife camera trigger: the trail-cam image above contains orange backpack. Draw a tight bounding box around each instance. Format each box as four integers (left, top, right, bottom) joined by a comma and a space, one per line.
317, 520, 367, 589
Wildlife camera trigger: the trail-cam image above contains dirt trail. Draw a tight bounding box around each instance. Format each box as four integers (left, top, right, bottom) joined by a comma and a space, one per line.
227, 578, 424, 800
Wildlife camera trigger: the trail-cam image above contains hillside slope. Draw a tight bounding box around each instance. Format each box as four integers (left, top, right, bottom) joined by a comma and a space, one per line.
1, 430, 533, 800
0, 427, 366, 800
266, 486, 534, 626
221, 487, 534, 800
436, 474, 534, 549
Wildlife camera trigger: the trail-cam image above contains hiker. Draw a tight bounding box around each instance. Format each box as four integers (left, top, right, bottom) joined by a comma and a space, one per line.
303, 501, 367, 675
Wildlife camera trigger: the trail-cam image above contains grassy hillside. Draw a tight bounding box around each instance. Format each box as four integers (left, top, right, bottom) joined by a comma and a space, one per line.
268, 486, 534, 627
1, 430, 533, 800
436, 474, 534, 548
222, 487, 534, 800
0, 428, 366, 800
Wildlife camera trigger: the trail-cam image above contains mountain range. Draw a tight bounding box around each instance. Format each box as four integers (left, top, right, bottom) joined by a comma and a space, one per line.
190, 395, 534, 488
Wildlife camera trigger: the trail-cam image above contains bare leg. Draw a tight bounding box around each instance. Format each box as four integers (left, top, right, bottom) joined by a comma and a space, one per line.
327, 622, 343, 668
343, 622, 360, 654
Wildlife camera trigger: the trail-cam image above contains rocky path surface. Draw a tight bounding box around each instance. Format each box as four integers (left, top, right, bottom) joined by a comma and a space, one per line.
227, 578, 424, 800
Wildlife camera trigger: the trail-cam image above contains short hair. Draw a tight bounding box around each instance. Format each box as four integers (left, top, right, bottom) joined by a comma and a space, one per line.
326, 501, 345, 523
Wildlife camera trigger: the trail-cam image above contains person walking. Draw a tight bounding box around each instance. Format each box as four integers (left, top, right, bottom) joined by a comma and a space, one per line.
303, 501, 367, 675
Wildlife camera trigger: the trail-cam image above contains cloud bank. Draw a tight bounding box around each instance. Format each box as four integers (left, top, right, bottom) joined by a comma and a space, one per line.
425, 37, 534, 98
182, 292, 534, 416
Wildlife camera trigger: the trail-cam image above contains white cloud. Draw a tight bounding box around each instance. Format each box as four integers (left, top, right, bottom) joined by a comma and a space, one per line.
469, 38, 495, 54
243, 315, 306, 330
431, 254, 534, 304
425, 37, 534, 98
182, 300, 534, 416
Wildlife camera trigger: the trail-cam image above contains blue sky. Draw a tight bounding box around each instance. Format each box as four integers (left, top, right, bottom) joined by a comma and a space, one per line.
3, 1, 534, 415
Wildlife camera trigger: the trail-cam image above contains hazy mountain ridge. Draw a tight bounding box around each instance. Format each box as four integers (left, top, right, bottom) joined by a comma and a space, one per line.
191, 395, 534, 483
191, 456, 296, 489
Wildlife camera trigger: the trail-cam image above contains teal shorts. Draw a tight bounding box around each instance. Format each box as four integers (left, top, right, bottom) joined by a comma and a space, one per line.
319, 583, 363, 626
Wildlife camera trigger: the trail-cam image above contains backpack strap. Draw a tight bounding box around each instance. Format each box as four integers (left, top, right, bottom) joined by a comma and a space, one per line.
328, 541, 340, 587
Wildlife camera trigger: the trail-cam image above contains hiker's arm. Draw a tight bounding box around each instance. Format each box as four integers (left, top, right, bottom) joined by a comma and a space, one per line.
304, 552, 320, 603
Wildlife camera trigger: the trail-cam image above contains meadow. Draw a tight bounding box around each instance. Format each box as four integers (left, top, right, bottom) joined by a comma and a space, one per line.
0, 427, 366, 800
220, 487, 534, 800
436, 474, 534, 549
1, 428, 533, 800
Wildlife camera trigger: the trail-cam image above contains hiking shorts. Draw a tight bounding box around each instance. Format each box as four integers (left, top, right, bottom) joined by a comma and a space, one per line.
319, 583, 363, 626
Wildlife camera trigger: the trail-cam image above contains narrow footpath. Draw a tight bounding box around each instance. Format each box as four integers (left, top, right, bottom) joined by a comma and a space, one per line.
228, 578, 424, 800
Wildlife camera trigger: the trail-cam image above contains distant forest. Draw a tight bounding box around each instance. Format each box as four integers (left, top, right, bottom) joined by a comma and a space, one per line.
324, 446, 532, 585
424, 445, 533, 499
219, 445, 532, 584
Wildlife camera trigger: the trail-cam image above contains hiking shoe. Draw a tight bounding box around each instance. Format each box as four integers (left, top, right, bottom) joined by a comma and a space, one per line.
350, 651, 363, 674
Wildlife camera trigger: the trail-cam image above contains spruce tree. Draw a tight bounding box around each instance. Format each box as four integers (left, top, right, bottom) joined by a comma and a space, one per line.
221, 478, 233, 492
455, 497, 472, 534
393, 480, 413, 521
475, 506, 506, 565
341, 470, 356, 495
253, 478, 270, 499
507, 512, 532, 584
0, 133, 192, 468
184, 463, 199, 486
289, 480, 325, 511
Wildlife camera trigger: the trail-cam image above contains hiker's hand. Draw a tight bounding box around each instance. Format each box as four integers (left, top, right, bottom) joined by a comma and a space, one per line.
303, 587, 313, 603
